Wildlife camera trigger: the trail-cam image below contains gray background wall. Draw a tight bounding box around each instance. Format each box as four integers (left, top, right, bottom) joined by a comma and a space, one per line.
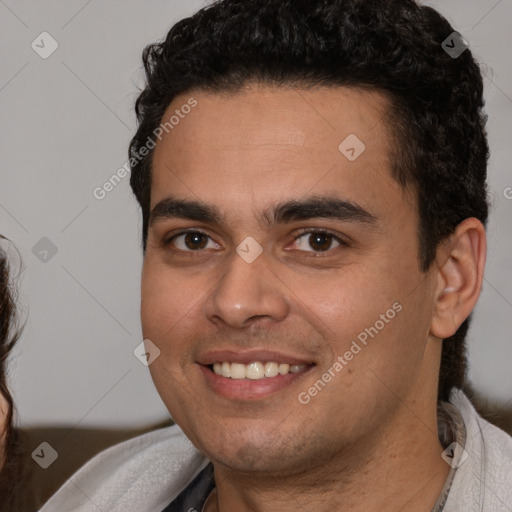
0, 0, 510, 428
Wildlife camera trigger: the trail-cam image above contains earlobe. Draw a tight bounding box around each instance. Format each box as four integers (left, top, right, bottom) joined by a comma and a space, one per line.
430, 218, 486, 339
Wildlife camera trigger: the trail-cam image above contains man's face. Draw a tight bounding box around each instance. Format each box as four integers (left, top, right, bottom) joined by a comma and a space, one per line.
141, 85, 440, 474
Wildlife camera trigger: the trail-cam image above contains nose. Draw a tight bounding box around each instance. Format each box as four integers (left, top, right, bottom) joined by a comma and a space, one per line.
204, 247, 289, 329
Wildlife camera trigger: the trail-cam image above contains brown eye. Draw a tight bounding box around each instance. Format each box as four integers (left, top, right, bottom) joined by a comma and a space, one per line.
293, 231, 343, 253
167, 231, 218, 251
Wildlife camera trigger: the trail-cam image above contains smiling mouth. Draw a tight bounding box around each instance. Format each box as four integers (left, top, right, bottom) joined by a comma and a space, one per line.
209, 361, 311, 380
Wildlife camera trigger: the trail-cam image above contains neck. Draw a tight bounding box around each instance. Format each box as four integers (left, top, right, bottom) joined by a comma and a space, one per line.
207, 402, 451, 512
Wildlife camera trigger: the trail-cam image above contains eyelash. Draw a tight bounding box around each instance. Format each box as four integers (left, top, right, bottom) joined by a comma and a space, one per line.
163, 228, 348, 254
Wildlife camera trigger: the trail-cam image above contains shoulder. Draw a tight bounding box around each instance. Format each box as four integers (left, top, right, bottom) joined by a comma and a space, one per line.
452, 388, 512, 461
39, 423, 209, 512
444, 389, 512, 511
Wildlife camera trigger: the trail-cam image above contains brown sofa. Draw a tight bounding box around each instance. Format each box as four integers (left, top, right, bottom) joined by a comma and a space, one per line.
10, 420, 173, 512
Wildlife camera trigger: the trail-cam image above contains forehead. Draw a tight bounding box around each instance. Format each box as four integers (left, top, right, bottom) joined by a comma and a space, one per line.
150, 84, 409, 223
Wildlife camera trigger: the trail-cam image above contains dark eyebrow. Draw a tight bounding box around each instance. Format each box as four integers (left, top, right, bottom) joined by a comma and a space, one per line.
149, 195, 378, 229
266, 196, 377, 227
149, 197, 222, 227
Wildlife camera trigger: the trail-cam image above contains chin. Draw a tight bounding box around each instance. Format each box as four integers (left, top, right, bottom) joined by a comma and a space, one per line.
195, 425, 317, 476
209, 444, 301, 475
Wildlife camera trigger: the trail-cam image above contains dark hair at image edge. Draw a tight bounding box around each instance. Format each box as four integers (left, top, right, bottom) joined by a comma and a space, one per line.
0, 235, 22, 503
128, 0, 489, 402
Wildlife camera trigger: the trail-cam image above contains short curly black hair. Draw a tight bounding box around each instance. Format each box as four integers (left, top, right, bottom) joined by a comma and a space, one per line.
129, 0, 489, 402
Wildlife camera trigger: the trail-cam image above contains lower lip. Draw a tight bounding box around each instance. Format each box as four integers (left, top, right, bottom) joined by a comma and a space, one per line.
199, 364, 312, 400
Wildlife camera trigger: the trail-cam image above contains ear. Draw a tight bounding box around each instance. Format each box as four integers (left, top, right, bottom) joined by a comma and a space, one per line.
430, 218, 487, 339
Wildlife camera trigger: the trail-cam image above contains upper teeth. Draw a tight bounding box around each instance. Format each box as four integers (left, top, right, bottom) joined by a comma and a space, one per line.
212, 361, 306, 380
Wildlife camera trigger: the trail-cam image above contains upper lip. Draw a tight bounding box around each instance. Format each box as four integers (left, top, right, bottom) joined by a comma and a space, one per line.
197, 349, 314, 366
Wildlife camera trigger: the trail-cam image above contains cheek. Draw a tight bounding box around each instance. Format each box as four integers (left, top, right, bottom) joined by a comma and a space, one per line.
298, 259, 428, 387
141, 260, 199, 339
294, 265, 399, 343
0, 393, 8, 445
140, 266, 198, 414
140, 260, 211, 394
